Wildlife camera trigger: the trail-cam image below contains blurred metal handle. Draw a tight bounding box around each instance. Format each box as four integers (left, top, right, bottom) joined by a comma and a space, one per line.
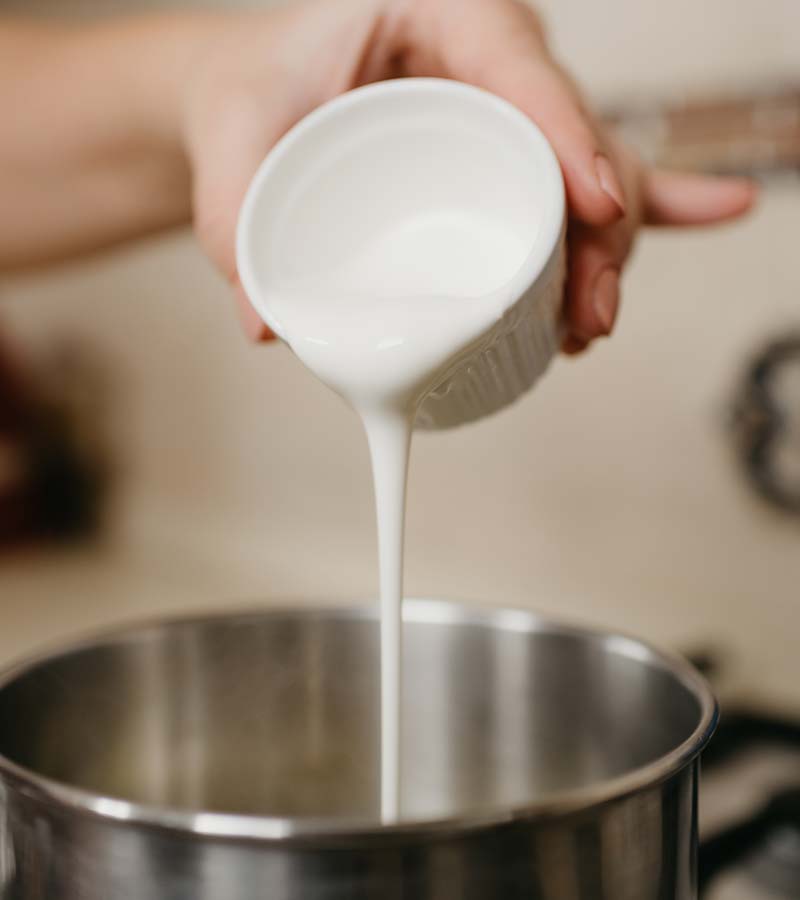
605, 86, 800, 176
730, 333, 800, 513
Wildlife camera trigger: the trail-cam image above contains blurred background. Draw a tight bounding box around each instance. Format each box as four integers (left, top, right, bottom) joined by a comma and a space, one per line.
1, 2, 799, 712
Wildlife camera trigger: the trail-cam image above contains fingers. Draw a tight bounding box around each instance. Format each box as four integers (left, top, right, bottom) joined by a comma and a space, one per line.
561, 168, 758, 353
643, 169, 757, 226
188, 96, 282, 343
563, 225, 623, 347
562, 334, 589, 355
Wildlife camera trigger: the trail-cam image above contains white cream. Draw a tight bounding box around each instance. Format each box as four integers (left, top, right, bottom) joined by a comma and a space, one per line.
271, 213, 528, 819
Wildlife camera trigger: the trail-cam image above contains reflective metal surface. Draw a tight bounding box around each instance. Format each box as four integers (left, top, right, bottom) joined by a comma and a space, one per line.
0, 600, 716, 898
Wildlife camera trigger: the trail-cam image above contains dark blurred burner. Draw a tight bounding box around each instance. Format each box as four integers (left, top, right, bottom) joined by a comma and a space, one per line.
703, 709, 800, 768
700, 787, 800, 897
689, 644, 800, 895
750, 820, 800, 898
696, 692, 800, 896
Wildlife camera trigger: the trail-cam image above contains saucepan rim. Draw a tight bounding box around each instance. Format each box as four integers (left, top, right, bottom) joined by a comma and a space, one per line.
0, 598, 717, 844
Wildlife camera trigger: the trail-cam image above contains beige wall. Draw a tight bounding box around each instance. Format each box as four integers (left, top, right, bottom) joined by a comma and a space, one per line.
2, 0, 800, 709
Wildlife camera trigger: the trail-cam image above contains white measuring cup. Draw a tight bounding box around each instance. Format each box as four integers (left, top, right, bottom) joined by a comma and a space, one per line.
237, 78, 566, 429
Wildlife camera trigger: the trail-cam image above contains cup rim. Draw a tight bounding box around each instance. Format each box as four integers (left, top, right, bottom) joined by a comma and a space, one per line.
0, 598, 717, 845
235, 77, 566, 343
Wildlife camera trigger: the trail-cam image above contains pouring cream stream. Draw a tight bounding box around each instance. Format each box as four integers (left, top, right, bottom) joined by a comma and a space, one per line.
235, 79, 565, 821
270, 214, 528, 818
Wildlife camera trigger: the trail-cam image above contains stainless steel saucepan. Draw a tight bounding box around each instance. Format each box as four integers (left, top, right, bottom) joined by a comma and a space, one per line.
0, 599, 716, 899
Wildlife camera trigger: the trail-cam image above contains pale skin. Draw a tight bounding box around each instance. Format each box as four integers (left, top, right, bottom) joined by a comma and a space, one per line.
0, 0, 756, 352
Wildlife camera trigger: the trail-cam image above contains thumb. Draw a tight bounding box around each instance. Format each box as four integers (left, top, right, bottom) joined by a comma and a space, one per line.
188, 99, 283, 343
234, 278, 275, 343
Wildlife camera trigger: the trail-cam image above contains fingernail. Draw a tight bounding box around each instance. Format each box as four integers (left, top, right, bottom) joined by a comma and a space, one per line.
594, 153, 626, 216
593, 267, 620, 334
562, 335, 589, 355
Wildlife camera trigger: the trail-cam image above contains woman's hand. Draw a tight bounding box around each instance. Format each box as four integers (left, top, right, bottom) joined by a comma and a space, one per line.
182, 0, 756, 351
0, 1, 755, 349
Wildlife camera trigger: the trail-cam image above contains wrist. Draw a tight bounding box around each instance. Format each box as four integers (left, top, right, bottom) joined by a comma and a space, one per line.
84, 13, 232, 200
97, 14, 221, 159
